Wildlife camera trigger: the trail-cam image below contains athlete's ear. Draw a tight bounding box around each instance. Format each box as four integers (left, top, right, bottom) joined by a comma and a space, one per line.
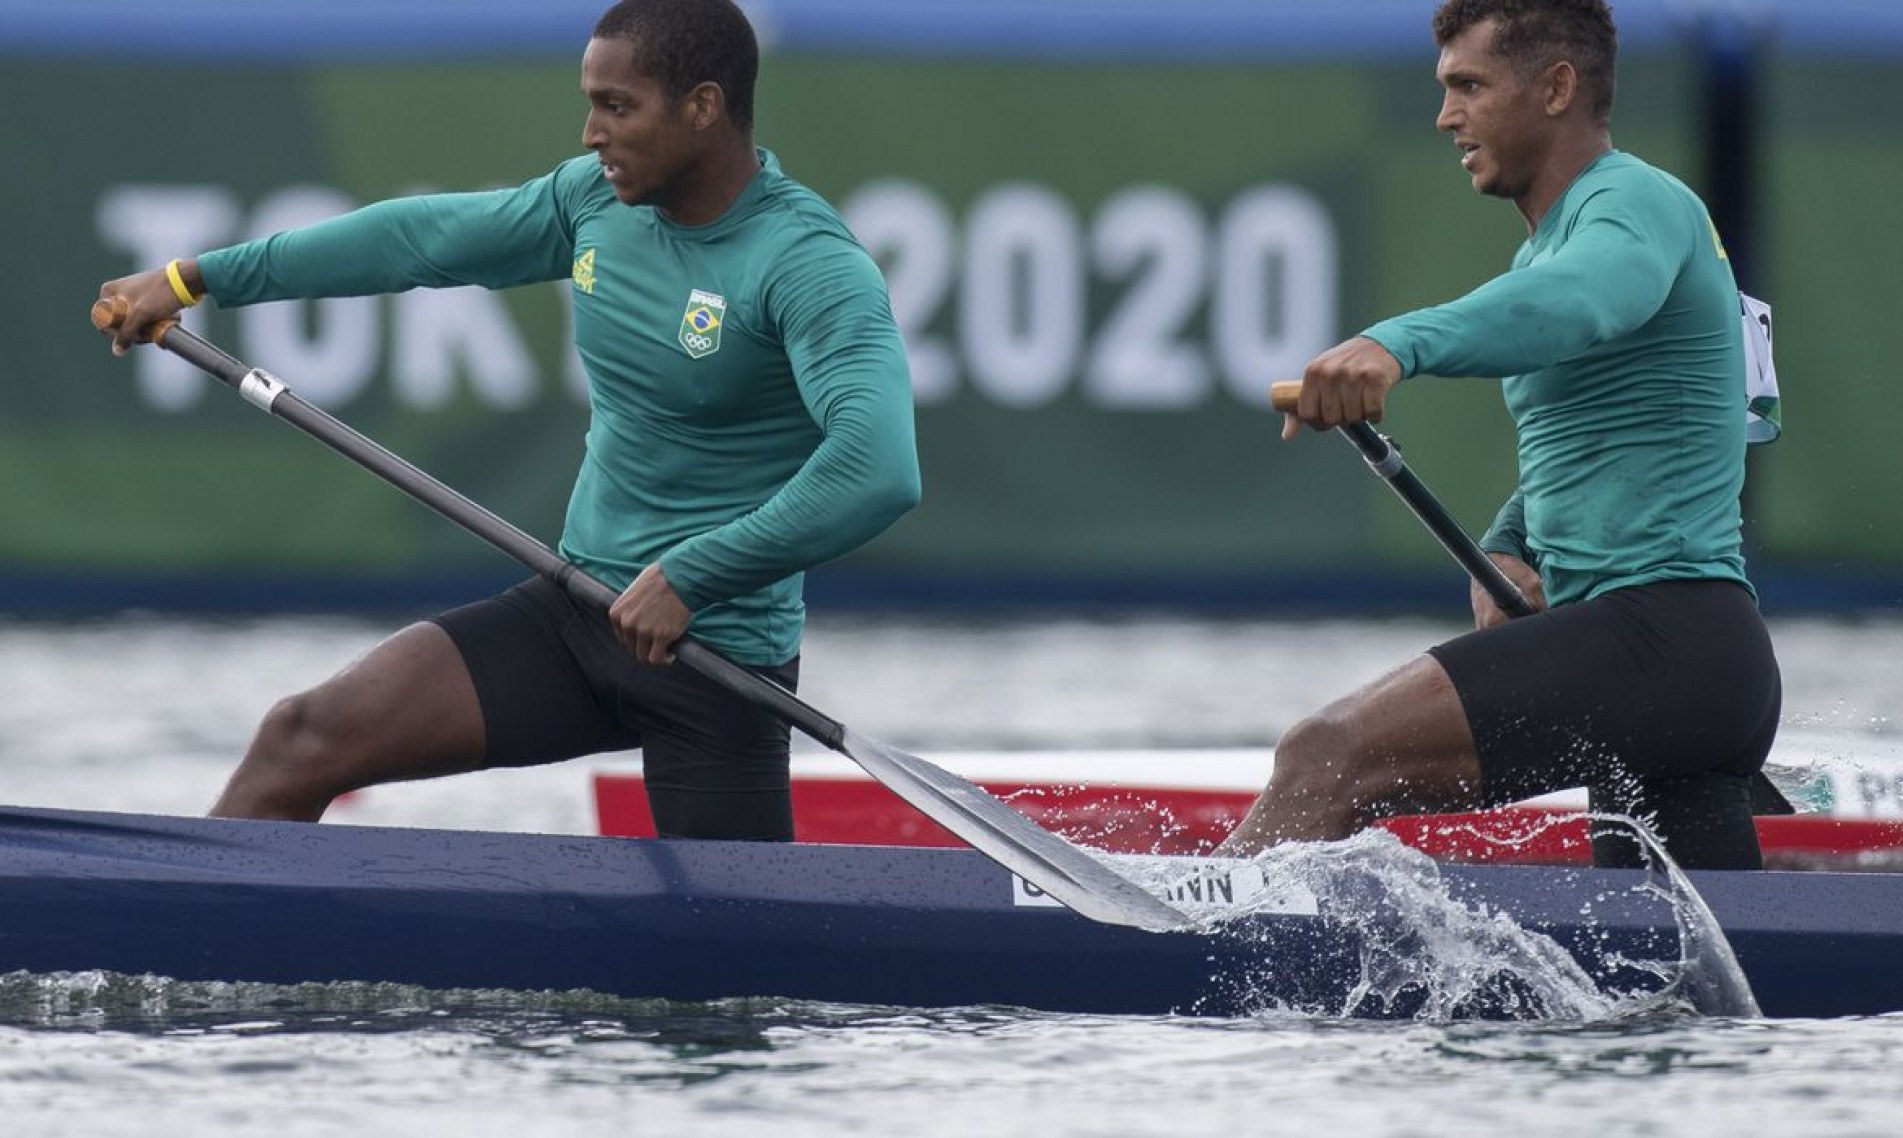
1542, 60, 1579, 117
684, 81, 725, 131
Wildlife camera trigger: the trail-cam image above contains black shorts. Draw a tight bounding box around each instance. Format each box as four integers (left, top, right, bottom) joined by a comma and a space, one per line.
1427, 579, 1781, 870
430, 577, 799, 842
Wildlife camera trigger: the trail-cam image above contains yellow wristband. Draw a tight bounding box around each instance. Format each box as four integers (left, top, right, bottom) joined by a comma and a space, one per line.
165, 259, 200, 308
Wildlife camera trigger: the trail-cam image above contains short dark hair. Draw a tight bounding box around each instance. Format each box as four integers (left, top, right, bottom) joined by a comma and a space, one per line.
1433, 0, 1618, 123
593, 0, 759, 130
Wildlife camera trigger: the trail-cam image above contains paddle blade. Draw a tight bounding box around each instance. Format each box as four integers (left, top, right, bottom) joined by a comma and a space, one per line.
837, 729, 1191, 932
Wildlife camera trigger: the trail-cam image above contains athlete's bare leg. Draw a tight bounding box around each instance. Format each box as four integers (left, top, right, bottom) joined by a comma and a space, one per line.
1214, 654, 1486, 855
210, 622, 485, 821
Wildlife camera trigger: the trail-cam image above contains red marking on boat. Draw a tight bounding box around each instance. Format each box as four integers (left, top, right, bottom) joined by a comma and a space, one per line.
593, 769, 1903, 868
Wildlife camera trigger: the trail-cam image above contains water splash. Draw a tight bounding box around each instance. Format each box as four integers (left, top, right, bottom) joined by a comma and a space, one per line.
1388, 808, 1760, 1017
1598, 814, 1760, 1018
1105, 821, 1757, 1023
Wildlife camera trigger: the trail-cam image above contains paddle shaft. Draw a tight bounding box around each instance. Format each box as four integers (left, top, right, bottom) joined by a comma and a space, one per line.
1270, 380, 1535, 618
94, 298, 1195, 930
91, 298, 845, 748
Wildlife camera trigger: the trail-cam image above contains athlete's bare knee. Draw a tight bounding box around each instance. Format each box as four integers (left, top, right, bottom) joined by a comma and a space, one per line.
255, 689, 340, 760
1264, 712, 1369, 830
1273, 709, 1444, 830
236, 689, 366, 802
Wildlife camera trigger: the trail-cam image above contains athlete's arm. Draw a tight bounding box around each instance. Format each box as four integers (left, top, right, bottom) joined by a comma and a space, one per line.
1363, 189, 1682, 381
1468, 492, 1542, 626
1480, 490, 1530, 564
659, 238, 922, 609
196, 159, 594, 305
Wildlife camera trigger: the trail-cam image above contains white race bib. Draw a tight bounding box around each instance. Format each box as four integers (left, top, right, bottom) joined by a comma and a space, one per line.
1741, 291, 1781, 445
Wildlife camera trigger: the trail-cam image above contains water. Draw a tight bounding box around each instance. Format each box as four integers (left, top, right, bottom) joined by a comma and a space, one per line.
0, 611, 1899, 1136
15, 986, 1900, 1138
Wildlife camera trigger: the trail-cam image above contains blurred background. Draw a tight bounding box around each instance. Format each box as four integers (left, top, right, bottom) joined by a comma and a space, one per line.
2, 0, 1900, 619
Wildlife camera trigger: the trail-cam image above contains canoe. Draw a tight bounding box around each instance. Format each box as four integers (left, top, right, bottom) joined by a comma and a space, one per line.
593, 749, 1903, 869
2, 803, 1900, 1019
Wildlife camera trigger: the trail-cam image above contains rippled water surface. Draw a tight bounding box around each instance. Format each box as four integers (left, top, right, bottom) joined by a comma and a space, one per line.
0, 612, 1898, 1136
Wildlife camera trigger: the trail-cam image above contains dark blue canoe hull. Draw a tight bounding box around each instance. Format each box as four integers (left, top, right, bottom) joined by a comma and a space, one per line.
0, 805, 1897, 1019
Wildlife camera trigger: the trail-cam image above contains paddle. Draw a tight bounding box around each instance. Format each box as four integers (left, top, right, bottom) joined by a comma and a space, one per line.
1268, 380, 1794, 815
1270, 382, 1534, 618
93, 297, 1191, 932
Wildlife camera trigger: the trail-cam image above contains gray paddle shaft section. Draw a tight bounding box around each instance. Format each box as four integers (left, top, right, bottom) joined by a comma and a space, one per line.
137, 317, 1190, 933
1337, 422, 1535, 617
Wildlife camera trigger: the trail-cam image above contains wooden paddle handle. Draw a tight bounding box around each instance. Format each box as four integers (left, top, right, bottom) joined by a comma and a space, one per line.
1269, 380, 1301, 412
90, 294, 180, 345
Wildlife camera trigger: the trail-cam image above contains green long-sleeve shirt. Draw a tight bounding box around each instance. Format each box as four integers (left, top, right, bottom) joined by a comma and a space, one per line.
1362, 150, 1751, 607
200, 149, 921, 664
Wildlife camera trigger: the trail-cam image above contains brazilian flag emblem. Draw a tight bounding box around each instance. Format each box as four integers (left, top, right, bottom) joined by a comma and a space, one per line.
678, 289, 727, 359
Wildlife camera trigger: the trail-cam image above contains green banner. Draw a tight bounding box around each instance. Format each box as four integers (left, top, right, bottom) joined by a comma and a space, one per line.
1, 51, 1895, 599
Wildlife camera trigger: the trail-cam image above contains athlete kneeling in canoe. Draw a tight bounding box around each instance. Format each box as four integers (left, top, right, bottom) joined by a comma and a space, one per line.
1216, 0, 1781, 869
96, 0, 920, 841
